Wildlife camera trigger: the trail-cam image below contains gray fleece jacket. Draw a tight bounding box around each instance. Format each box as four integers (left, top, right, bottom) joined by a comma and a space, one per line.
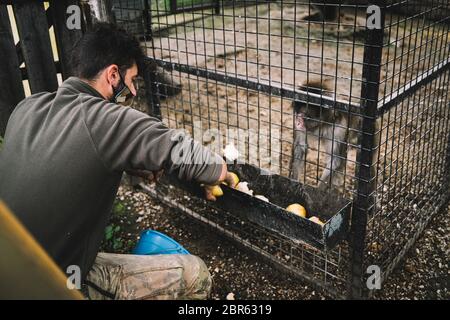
0, 77, 223, 280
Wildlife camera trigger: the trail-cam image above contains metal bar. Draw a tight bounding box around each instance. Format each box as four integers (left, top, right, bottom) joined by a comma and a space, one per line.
0, 5, 25, 136
348, 0, 386, 300
143, 0, 152, 37
147, 57, 361, 115
377, 57, 450, 115
142, 60, 162, 119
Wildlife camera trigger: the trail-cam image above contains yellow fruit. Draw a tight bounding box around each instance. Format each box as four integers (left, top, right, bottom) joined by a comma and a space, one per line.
210, 185, 224, 197
286, 203, 307, 218
228, 172, 239, 187
309, 216, 325, 226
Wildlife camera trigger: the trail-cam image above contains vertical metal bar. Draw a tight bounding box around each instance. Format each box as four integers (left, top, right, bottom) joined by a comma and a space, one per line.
444, 70, 450, 199
143, 0, 152, 38
0, 5, 25, 136
348, 0, 385, 299
143, 60, 162, 119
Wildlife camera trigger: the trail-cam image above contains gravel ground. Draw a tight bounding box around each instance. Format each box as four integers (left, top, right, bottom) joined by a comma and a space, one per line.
101, 179, 449, 300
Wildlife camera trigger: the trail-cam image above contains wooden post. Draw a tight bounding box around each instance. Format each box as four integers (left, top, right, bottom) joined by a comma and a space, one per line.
50, 0, 83, 80
13, 1, 58, 94
0, 5, 25, 136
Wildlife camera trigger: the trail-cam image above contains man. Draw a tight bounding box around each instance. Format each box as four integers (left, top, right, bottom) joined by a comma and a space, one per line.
0, 23, 233, 300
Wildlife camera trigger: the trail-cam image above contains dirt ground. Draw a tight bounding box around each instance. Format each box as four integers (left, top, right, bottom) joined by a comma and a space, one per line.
101, 180, 449, 300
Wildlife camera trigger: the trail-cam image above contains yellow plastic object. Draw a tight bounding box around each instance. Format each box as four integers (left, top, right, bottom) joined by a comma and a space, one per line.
0, 200, 83, 299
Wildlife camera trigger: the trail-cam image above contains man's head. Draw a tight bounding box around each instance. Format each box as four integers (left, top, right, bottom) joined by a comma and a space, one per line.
71, 23, 144, 102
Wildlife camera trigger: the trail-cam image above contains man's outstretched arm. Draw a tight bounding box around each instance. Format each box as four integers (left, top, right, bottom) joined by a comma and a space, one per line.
83, 99, 229, 187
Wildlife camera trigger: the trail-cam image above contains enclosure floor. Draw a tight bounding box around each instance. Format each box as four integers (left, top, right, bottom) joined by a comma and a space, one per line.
100, 181, 449, 300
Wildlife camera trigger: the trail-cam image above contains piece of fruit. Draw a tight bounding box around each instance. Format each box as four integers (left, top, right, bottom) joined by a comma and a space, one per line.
227, 172, 240, 188
286, 203, 307, 218
254, 195, 269, 202
210, 185, 223, 197
309, 216, 325, 226
236, 182, 253, 196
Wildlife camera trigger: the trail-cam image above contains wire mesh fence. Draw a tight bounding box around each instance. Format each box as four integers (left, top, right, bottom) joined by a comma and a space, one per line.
111, 0, 449, 298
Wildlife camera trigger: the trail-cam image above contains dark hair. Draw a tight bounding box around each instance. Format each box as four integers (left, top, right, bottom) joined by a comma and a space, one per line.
71, 23, 144, 80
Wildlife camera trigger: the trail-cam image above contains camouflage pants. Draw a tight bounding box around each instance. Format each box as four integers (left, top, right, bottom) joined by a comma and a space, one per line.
85, 252, 212, 300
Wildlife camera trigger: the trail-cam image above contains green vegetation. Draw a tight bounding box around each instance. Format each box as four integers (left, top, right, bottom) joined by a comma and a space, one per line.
112, 200, 126, 217
104, 224, 124, 251
0, 136, 3, 150
101, 199, 137, 253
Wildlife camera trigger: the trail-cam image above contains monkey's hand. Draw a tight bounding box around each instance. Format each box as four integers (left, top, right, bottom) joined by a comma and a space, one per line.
125, 169, 164, 184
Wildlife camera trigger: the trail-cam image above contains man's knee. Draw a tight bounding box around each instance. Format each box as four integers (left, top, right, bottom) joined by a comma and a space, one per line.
179, 255, 212, 300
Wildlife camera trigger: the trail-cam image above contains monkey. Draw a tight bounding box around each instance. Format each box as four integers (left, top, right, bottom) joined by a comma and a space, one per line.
290, 79, 379, 196
303, 1, 370, 22
304, 0, 340, 22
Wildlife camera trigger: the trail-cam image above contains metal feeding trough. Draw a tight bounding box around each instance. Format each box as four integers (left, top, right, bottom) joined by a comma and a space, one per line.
165, 163, 352, 250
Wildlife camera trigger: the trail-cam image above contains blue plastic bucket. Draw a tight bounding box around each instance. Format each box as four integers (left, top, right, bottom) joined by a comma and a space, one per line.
132, 230, 190, 255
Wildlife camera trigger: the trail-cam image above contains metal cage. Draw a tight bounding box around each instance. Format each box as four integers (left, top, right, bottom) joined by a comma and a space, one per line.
111, 0, 449, 298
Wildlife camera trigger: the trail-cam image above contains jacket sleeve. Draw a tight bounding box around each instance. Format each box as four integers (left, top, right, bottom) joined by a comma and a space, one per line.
82, 98, 223, 185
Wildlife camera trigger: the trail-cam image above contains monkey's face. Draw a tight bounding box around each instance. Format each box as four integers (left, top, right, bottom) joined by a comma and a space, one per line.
295, 112, 306, 131
293, 101, 322, 131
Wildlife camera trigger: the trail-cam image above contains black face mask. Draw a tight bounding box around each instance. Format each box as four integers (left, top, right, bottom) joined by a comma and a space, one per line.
110, 71, 131, 103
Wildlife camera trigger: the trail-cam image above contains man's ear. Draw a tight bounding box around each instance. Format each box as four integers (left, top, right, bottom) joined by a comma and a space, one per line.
105, 64, 119, 85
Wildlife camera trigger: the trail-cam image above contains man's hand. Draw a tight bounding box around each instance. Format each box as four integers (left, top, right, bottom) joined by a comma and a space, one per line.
204, 163, 238, 201
125, 169, 164, 184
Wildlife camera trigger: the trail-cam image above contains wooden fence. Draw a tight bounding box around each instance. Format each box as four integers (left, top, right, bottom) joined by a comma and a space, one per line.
0, 0, 83, 136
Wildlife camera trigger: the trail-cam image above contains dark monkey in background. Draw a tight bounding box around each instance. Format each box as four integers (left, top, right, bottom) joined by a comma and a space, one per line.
304, 1, 370, 22
304, 0, 339, 22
